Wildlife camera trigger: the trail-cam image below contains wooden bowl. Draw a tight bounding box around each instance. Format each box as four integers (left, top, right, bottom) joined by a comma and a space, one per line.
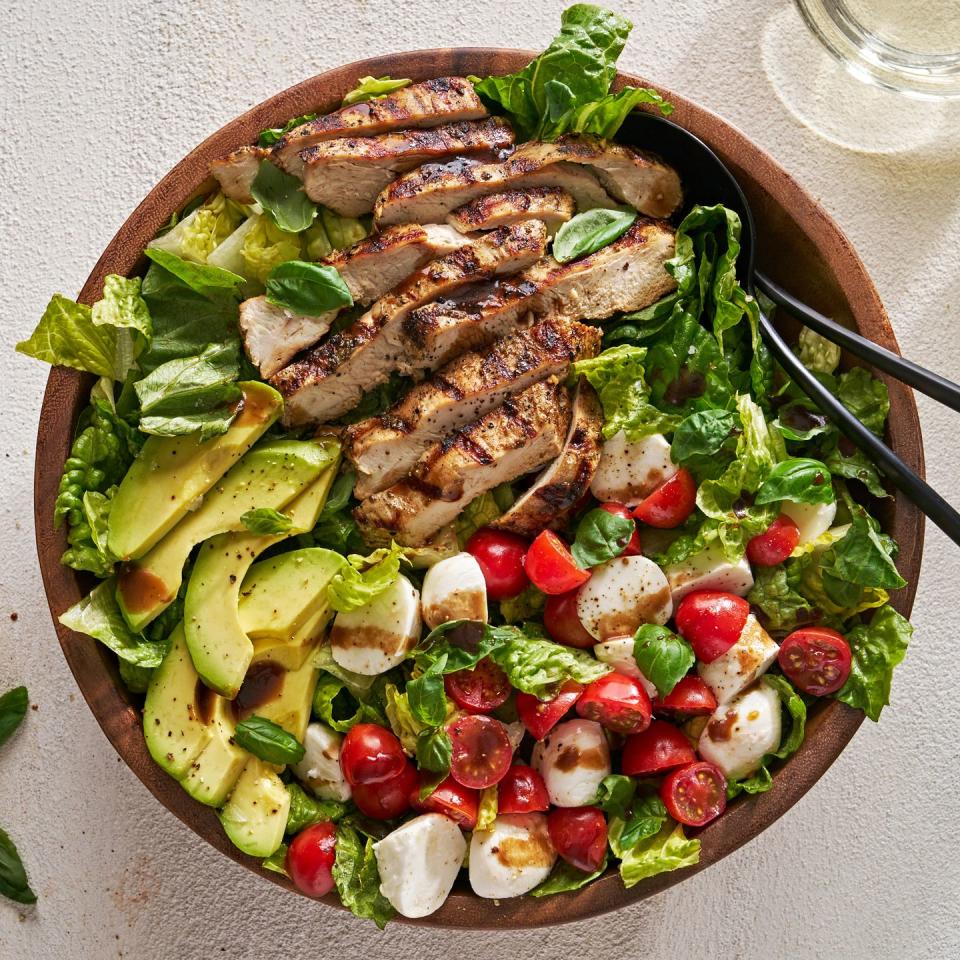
32, 50, 924, 928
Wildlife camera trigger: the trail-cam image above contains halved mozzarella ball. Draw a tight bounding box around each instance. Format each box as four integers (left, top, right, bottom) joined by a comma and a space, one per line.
593, 637, 657, 699
590, 431, 679, 506
697, 615, 779, 705
373, 813, 467, 918
664, 544, 754, 604
576, 555, 672, 641
468, 813, 556, 898
781, 499, 838, 548
329, 575, 421, 675
420, 553, 488, 629
698, 682, 782, 780
531, 718, 611, 807
292, 722, 351, 802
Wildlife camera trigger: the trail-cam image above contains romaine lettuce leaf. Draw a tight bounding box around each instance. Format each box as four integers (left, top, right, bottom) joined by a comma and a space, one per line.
498, 585, 546, 624
454, 484, 515, 546
615, 820, 700, 888
312, 671, 389, 733
241, 217, 303, 284
285, 782, 347, 835
91, 275, 152, 339
326, 542, 408, 613
835, 366, 890, 435
476, 786, 498, 831
332, 823, 394, 929
383, 683, 427, 753
798, 326, 841, 374
532, 858, 607, 896
747, 565, 816, 633
258, 113, 317, 148
342, 76, 411, 107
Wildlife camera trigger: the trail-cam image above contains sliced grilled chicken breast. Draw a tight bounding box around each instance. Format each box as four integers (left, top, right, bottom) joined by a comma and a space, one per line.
355, 380, 571, 545
239, 296, 338, 379
300, 118, 515, 217
491, 380, 603, 537
447, 187, 576, 233
346, 319, 600, 498
210, 145, 270, 204
271, 221, 549, 425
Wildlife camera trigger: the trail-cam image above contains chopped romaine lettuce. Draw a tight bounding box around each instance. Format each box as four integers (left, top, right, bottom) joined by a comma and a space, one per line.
241, 216, 303, 284
341, 76, 411, 107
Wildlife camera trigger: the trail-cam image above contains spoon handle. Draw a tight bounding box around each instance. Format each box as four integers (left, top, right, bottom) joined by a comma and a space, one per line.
756, 270, 960, 414
756, 307, 960, 548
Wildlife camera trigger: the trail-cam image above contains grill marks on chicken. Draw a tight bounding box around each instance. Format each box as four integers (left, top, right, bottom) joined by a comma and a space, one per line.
270, 221, 549, 425
300, 118, 516, 217
447, 187, 576, 233
354, 380, 572, 545
345, 318, 601, 498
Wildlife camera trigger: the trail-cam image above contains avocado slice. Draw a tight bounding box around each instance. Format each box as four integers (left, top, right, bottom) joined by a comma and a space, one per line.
108, 382, 281, 562
184, 446, 341, 697
117, 439, 334, 632
218, 758, 290, 857
179, 696, 247, 806
250, 603, 329, 672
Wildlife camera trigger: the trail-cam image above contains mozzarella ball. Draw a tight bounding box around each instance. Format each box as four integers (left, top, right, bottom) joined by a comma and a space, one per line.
576, 555, 672, 641
420, 553, 488, 629
593, 637, 657, 699
697, 615, 779, 705
664, 544, 754, 604
698, 682, 782, 780
531, 718, 611, 807
292, 722, 351, 802
590, 431, 679, 506
468, 814, 556, 898
780, 499, 838, 547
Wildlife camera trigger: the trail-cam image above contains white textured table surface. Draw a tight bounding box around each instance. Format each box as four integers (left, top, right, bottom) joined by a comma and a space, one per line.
2, 1, 959, 957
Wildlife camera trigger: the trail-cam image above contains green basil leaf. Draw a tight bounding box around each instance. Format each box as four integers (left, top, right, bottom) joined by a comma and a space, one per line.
241, 507, 293, 536
0, 687, 28, 751
632, 624, 695, 698
251, 160, 317, 234
0, 827, 35, 905
670, 410, 737, 462
571, 508, 635, 567
285, 782, 347, 835
774, 403, 831, 442
406, 657, 449, 727
342, 76, 411, 107
258, 112, 317, 147
233, 715, 305, 765
755, 457, 835, 505
143, 247, 245, 297
553, 208, 637, 263
595, 774, 636, 821
265, 260, 354, 316
531, 857, 607, 896
333, 824, 394, 928
415, 726, 452, 774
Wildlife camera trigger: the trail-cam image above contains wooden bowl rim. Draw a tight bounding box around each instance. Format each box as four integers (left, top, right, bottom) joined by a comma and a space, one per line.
32, 48, 924, 929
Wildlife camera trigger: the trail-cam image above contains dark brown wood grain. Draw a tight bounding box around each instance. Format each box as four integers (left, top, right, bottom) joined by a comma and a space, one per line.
32, 50, 925, 928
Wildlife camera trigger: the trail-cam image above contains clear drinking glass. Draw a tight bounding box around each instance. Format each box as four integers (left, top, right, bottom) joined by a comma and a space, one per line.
795, 0, 960, 99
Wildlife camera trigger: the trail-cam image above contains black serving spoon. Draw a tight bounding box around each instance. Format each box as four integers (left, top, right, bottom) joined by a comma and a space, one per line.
618, 110, 960, 547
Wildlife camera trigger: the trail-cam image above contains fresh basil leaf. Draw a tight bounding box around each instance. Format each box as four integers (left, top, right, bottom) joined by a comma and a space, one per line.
595, 774, 636, 821
616, 794, 669, 852
285, 782, 347, 835
251, 160, 317, 234
143, 247, 245, 297
553, 209, 637, 264
342, 75, 412, 106
825, 440, 889, 498
415, 726, 452, 774
333, 824, 394, 928
326, 542, 406, 613
616, 819, 699, 888
233, 715, 305, 765
265, 260, 353, 316
836, 605, 912, 721
774, 403, 831, 442
632, 624, 695, 698
671, 410, 737, 463
407, 657, 449, 727
241, 507, 293, 536
0, 827, 36, 905
763, 674, 806, 759
532, 857, 607, 896
0, 687, 28, 750
755, 457, 834, 506
571, 508, 635, 567
258, 112, 317, 147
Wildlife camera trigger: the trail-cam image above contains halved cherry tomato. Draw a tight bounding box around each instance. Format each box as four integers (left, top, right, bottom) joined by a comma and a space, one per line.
466, 527, 529, 600
632, 468, 697, 529
675, 591, 750, 663
448, 714, 513, 789
660, 761, 727, 827
339, 723, 406, 787
598, 502, 643, 555
497, 764, 550, 814
778, 626, 852, 696
544, 589, 595, 649
351, 760, 417, 820
411, 774, 480, 829
444, 657, 511, 713
622, 719, 696, 775
547, 806, 608, 873
652, 676, 718, 716
524, 531, 590, 595
286, 821, 337, 898
747, 513, 800, 567
516, 680, 584, 740
575, 672, 652, 735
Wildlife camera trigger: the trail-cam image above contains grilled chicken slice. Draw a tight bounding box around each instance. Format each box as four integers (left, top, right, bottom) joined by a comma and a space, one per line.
355, 380, 571, 546
491, 380, 603, 537
447, 187, 576, 233
271, 221, 549, 425
346, 318, 601, 498
239, 296, 337, 379
301, 118, 515, 217
210, 145, 270, 204
402, 217, 677, 370
375, 157, 617, 228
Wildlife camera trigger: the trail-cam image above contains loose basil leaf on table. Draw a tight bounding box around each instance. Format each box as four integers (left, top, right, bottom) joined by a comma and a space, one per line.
632, 624, 695, 698
233, 715, 305, 765
266, 261, 354, 316
0, 827, 36, 905
571, 507, 635, 567
553, 208, 637, 263
755, 457, 835, 505
251, 160, 317, 234
0, 687, 28, 750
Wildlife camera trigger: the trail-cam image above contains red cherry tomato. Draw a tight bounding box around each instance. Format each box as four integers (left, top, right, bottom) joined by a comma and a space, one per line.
661, 761, 727, 827
652, 676, 718, 717
286, 821, 337, 898
444, 657, 511, 713
778, 626, 852, 696
622, 719, 697, 775
497, 764, 550, 814
516, 680, 584, 740
411, 774, 480, 829
544, 589, 595, 649
339, 723, 406, 787
524, 531, 590, 595
547, 806, 608, 873
448, 714, 513, 789
747, 513, 800, 567
632, 468, 697, 529
351, 760, 417, 820
466, 527, 529, 600
575, 671, 652, 735
598, 502, 643, 555
675, 591, 750, 663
